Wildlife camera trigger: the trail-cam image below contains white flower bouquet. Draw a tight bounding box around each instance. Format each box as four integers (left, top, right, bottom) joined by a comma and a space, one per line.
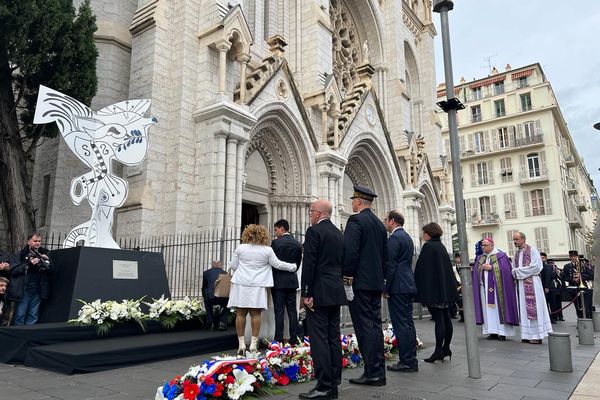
69, 297, 146, 336
145, 295, 205, 330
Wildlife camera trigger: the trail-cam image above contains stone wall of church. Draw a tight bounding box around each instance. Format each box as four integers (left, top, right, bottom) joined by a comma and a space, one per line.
23, 0, 448, 242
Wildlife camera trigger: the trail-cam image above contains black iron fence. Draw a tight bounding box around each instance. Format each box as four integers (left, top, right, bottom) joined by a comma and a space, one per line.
1, 230, 414, 323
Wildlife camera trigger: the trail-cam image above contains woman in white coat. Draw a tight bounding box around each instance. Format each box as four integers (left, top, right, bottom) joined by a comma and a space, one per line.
228, 224, 297, 354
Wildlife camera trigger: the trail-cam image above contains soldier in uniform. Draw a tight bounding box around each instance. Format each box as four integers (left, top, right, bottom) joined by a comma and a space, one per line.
540, 252, 563, 323
343, 186, 388, 387
561, 250, 594, 319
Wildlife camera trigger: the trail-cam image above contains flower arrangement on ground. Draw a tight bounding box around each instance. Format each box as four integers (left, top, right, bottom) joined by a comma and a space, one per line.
383, 324, 397, 360
145, 295, 206, 330
340, 334, 364, 367
69, 297, 146, 336
156, 357, 284, 400
263, 341, 313, 384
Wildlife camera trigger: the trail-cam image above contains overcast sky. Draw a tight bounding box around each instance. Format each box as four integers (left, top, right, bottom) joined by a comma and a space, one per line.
432, 0, 600, 188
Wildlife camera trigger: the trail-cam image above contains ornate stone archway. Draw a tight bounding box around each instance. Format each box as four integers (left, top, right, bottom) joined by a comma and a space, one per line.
243, 113, 315, 233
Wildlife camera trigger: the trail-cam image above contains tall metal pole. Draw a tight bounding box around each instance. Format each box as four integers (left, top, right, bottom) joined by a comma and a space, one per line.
433, 0, 481, 379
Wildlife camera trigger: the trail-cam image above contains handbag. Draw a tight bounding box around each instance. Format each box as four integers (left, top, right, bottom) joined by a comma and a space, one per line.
214, 273, 232, 298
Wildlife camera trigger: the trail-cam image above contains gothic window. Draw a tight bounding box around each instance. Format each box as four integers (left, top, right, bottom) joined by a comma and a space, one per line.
330, 0, 361, 96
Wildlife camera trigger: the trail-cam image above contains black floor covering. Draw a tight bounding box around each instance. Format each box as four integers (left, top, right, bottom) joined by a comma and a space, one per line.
0, 322, 236, 374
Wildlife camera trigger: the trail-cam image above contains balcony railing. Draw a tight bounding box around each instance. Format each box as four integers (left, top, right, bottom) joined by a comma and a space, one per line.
566, 204, 583, 229
519, 168, 549, 184
576, 195, 588, 211
566, 179, 577, 194
471, 214, 500, 227
564, 153, 575, 167
459, 134, 544, 160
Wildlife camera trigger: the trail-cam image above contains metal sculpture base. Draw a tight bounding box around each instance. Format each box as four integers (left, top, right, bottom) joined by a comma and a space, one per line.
39, 247, 170, 322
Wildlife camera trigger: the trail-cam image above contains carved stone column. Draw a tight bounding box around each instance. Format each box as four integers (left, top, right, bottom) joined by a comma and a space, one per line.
320, 103, 330, 145
237, 53, 251, 104
216, 40, 232, 95
332, 110, 341, 149
403, 189, 425, 252
224, 138, 238, 230
235, 142, 245, 234
214, 133, 228, 229
438, 205, 456, 252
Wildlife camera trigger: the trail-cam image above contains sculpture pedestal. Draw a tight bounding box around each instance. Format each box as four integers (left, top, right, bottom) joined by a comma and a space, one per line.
39, 247, 170, 323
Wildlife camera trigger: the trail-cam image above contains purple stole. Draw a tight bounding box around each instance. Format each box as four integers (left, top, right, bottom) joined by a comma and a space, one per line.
477, 254, 507, 324
515, 245, 537, 320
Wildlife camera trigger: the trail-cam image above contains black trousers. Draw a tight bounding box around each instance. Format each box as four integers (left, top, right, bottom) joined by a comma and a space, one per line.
271, 288, 298, 342
569, 289, 593, 319
349, 289, 385, 379
545, 291, 562, 320
307, 305, 342, 391
203, 297, 229, 327
387, 293, 417, 367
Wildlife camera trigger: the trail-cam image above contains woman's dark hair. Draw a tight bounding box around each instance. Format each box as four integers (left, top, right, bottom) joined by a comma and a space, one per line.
422, 222, 443, 239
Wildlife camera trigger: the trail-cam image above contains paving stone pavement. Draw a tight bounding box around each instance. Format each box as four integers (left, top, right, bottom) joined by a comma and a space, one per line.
1, 305, 599, 400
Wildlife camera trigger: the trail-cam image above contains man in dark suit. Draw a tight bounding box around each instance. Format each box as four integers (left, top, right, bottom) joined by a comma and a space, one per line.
201, 260, 229, 330
540, 252, 562, 323
343, 185, 388, 386
383, 210, 417, 373
561, 250, 594, 318
271, 219, 302, 343
299, 199, 346, 400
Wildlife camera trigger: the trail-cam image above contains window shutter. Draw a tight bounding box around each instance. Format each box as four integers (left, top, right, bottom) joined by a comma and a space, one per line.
510, 193, 517, 218
523, 191, 531, 217
485, 130, 492, 151
445, 139, 450, 155
506, 157, 512, 169
509, 125, 516, 146
459, 136, 464, 152
542, 227, 549, 253
468, 134, 474, 150
544, 188, 552, 214
488, 161, 494, 184
540, 150, 547, 171
470, 164, 476, 187
516, 123, 523, 139
519, 154, 526, 175
534, 227, 542, 250
535, 119, 543, 135
491, 195, 497, 214
466, 198, 473, 223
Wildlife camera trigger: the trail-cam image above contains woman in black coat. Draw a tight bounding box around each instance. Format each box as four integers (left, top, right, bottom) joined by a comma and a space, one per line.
414, 222, 459, 363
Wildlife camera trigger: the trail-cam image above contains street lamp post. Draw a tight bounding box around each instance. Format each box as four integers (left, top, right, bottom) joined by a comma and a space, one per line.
433, 0, 481, 379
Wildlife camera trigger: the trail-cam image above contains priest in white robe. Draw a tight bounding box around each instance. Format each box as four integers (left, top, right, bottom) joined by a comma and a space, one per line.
511, 231, 553, 344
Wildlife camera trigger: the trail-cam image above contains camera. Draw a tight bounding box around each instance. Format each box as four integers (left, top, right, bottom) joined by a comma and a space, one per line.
28, 249, 51, 271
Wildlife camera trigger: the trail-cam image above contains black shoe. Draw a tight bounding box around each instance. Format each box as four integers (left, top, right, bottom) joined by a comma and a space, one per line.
349, 375, 386, 386
458, 318, 464, 322
498, 335, 506, 341
442, 348, 453, 360
423, 352, 445, 363
218, 322, 227, 331
299, 388, 332, 399
551, 320, 557, 325
558, 317, 565, 321
387, 362, 418, 372
331, 387, 338, 399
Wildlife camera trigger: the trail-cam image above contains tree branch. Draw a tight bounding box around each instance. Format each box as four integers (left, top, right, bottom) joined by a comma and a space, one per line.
9, 75, 26, 116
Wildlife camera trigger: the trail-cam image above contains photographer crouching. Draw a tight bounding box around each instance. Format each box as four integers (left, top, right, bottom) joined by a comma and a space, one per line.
8, 232, 53, 325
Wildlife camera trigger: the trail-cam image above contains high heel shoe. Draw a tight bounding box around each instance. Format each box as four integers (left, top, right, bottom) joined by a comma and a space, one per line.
442, 348, 452, 361
423, 352, 445, 363
249, 336, 259, 352
237, 337, 246, 355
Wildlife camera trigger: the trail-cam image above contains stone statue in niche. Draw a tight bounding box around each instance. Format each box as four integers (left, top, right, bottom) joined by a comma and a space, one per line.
33, 85, 157, 249
362, 40, 370, 63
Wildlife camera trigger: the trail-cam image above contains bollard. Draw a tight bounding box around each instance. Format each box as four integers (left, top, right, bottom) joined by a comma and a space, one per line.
577, 318, 595, 345
593, 310, 600, 332
548, 332, 572, 372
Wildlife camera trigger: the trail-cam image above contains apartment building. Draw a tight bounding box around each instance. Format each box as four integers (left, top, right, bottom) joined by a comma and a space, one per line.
437, 63, 598, 260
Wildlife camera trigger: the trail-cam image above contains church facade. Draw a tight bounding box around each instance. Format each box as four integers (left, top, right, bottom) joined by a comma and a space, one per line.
30, 0, 454, 251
